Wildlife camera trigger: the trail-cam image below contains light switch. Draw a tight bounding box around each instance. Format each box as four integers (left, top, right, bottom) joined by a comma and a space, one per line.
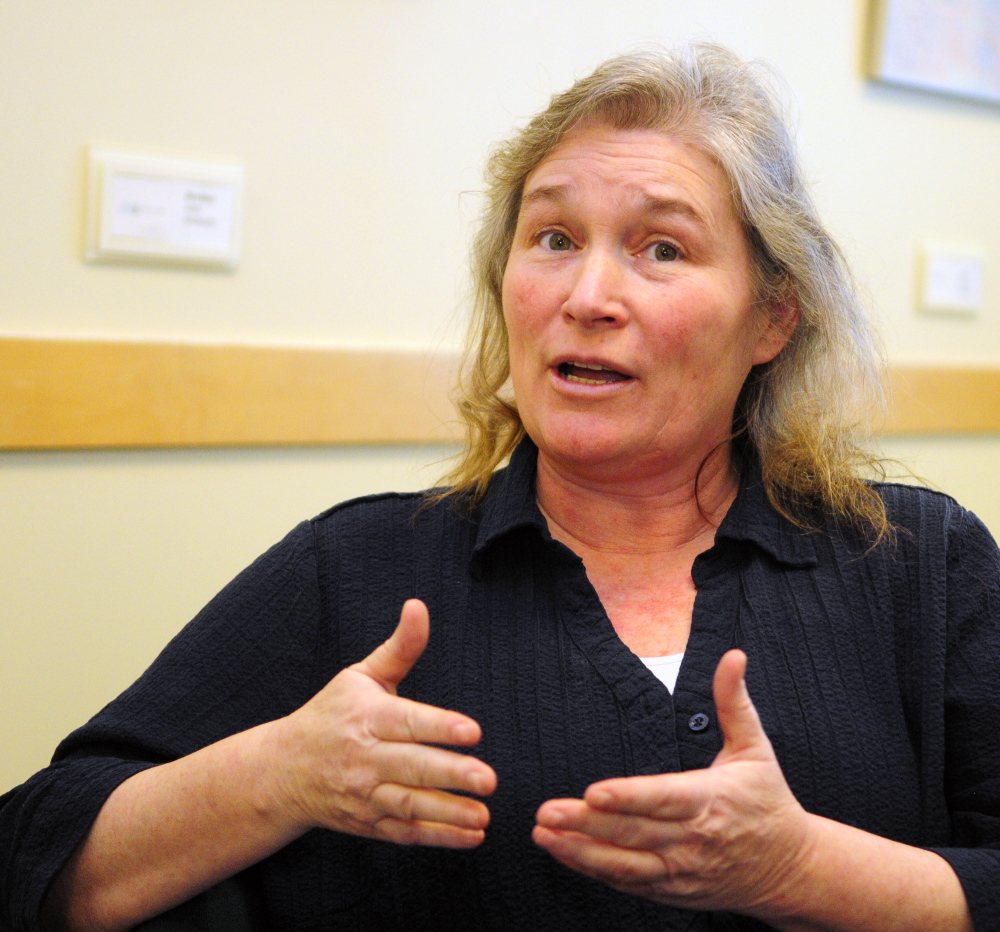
919, 243, 985, 315
86, 146, 243, 268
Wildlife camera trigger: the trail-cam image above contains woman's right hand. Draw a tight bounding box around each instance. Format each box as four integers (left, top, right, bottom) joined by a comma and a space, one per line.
261, 598, 496, 848
41, 599, 493, 932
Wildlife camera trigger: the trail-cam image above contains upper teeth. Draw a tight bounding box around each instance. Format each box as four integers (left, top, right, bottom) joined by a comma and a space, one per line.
569, 361, 608, 370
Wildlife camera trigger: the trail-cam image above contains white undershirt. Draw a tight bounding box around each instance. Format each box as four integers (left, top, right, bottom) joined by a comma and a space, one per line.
639, 652, 685, 694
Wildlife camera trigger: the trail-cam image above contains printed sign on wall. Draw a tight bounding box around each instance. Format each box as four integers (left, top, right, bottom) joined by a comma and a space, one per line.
869, 0, 1000, 105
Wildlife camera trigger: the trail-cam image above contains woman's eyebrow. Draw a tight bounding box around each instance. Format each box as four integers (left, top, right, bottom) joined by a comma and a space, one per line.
519, 184, 571, 211
636, 193, 703, 224
520, 184, 706, 227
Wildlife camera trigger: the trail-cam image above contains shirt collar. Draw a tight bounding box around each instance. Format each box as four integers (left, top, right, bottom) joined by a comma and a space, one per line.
473, 438, 548, 557
714, 458, 819, 567
473, 437, 818, 568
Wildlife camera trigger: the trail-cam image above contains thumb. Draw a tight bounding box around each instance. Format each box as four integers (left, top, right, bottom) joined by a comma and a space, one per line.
354, 598, 430, 693
712, 649, 775, 764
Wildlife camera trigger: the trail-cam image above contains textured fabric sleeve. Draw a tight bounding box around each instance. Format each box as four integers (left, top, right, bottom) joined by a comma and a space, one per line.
928, 507, 1000, 930
0, 520, 326, 932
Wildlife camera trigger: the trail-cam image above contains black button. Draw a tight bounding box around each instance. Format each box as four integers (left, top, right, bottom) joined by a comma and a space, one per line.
688, 712, 710, 732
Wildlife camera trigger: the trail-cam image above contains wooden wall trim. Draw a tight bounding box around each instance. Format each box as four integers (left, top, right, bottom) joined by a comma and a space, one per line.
0, 337, 461, 449
885, 365, 1000, 434
1, 337, 997, 449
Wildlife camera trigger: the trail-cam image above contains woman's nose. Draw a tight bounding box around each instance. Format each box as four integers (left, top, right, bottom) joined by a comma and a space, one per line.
561, 248, 629, 327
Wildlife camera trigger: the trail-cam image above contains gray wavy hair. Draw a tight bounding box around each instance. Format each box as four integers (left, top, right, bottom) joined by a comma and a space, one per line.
443, 42, 888, 538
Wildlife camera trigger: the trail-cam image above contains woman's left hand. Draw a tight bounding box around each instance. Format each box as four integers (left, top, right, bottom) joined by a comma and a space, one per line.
532, 650, 816, 918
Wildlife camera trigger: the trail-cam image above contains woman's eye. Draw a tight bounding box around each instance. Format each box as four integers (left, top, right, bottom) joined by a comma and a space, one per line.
650, 242, 679, 261
543, 232, 572, 251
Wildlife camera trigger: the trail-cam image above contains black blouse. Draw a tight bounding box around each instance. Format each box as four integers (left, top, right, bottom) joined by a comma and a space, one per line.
3, 439, 1000, 931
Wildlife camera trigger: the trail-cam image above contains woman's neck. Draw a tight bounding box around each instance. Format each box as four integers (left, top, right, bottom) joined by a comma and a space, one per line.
534, 443, 739, 560
534, 443, 741, 657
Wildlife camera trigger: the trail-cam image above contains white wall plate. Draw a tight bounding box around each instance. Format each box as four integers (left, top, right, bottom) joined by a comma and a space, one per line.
919, 242, 986, 316
85, 146, 244, 269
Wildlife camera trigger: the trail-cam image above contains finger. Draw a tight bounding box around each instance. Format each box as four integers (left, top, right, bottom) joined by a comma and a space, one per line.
368, 693, 483, 747
354, 599, 429, 691
536, 800, 682, 850
370, 783, 491, 830
375, 818, 486, 849
712, 649, 775, 761
369, 741, 497, 796
579, 773, 708, 820
532, 825, 664, 885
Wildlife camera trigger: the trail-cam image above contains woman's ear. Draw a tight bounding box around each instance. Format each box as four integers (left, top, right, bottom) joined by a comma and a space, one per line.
752, 286, 800, 366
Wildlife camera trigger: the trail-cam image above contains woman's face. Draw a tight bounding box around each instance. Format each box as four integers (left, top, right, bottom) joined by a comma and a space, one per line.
502, 123, 794, 483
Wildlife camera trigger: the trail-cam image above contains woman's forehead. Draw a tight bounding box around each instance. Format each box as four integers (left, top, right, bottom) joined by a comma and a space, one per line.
520, 123, 740, 230
531, 120, 719, 174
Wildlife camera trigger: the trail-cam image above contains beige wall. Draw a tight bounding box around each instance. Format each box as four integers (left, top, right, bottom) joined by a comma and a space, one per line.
2, 0, 999, 791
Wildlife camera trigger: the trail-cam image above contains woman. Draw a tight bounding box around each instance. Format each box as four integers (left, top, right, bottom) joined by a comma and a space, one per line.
3, 44, 999, 932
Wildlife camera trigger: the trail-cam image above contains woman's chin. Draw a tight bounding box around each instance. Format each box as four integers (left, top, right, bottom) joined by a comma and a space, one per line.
532, 427, 653, 475
527, 416, 722, 486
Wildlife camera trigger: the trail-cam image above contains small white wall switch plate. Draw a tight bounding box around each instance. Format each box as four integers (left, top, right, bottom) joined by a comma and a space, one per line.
86, 146, 243, 268
919, 243, 985, 315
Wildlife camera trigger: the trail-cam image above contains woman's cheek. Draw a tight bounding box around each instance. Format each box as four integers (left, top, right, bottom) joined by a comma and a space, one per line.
504, 273, 546, 324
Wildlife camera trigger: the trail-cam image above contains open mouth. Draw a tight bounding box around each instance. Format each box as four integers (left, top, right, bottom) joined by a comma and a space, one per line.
557, 362, 632, 385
